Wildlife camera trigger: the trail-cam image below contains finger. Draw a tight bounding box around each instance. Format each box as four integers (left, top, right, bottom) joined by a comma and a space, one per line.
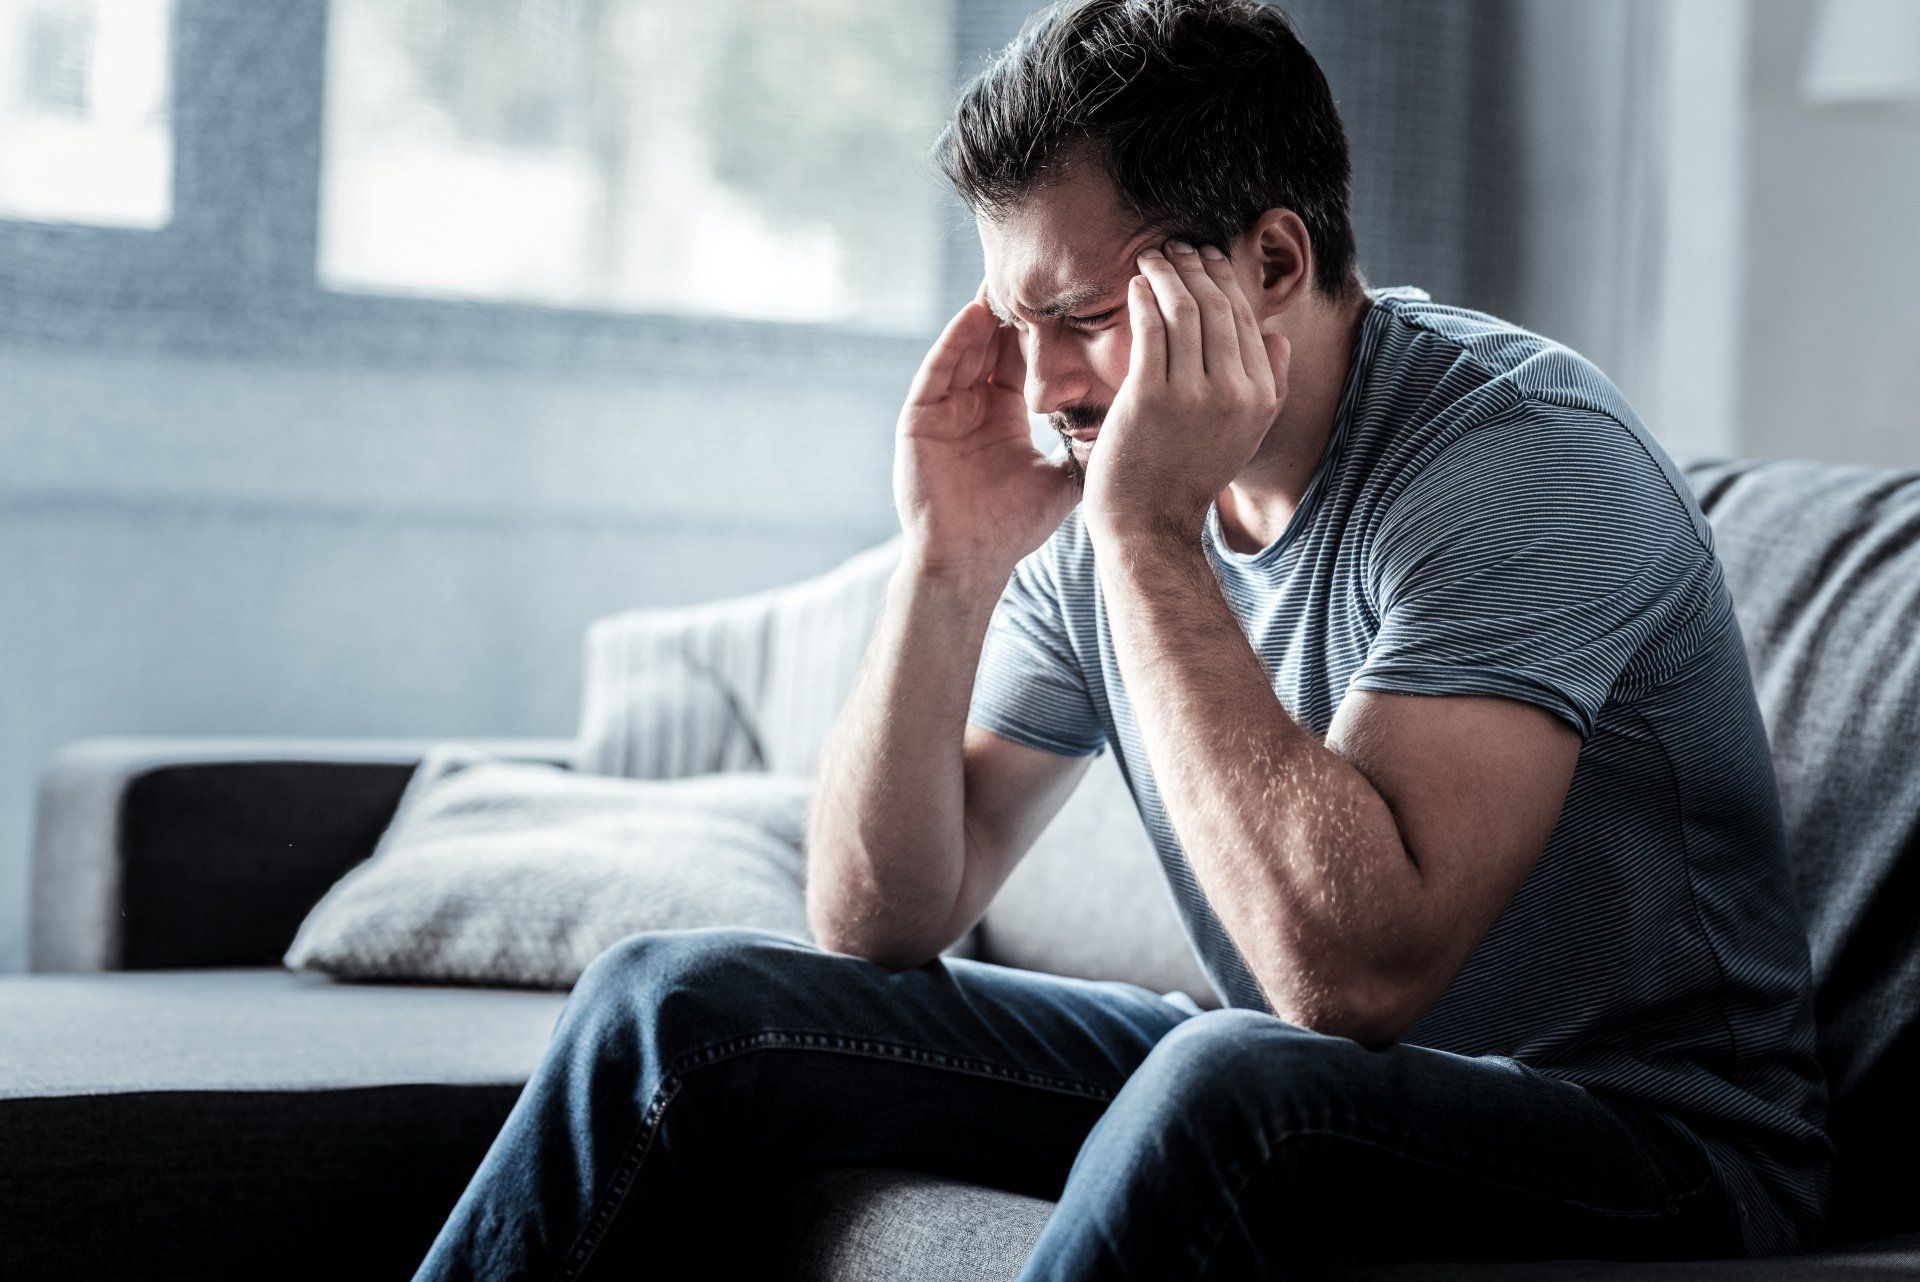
988, 314, 1026, 396
955, 303, 996, 388
970, 276, 1029, 397
1136, 245, 1201, 384
1198, 245, 1264, 383
1265, 327, 1292, 408
1165, 240, 1239, 382
906, 298, 993, 407
1126, 271, 1165, 386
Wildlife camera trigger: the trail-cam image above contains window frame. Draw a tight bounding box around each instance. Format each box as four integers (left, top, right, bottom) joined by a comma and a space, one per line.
0, 0, 1029, 376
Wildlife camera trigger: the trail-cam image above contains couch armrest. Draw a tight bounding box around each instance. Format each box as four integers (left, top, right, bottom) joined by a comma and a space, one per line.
29, 735, 579, 973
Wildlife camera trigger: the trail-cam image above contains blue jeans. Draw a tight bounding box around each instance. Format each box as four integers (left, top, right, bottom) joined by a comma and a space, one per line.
410, 925, 1741, 1280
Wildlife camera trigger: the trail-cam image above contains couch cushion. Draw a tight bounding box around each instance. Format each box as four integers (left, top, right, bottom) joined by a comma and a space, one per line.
1679, 455, 1920, 1239
975, 746, 1219, 1008
0, 968, 567, 1281
765, 1166, 1920, 1282
768, 1167, 1054, 1281
0, 967, 566, 1097
282, 752, 816, 989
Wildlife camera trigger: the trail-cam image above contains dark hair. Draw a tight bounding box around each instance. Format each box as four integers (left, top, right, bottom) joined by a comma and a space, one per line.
932, 0, 1360, 301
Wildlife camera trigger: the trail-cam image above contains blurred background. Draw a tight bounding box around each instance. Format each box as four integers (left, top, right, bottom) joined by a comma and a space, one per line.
1, 0, 1916, 974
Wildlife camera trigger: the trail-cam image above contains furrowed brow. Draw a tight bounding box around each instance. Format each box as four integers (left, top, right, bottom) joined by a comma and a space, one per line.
985, 281, 1116, 326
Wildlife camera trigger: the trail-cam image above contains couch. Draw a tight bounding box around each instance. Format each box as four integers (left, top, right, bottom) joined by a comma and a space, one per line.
5, 452, 1917, 1281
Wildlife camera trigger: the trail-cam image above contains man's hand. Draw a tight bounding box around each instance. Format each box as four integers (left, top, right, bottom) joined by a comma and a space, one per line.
892, 276, 1079, 585
1081, 240, 1291, 542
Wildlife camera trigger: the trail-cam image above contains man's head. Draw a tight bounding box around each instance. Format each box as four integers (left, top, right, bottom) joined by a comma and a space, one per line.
930, 0, 1361, 471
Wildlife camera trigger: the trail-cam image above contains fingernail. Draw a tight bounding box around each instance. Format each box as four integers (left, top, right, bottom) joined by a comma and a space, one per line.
1139, 246, 1163, 259
1166, 240, 1195, 255
1199, 244, 1224, 260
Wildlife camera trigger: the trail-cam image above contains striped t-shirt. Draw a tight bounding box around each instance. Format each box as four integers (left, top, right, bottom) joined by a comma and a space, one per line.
965, 285, 1833, 1256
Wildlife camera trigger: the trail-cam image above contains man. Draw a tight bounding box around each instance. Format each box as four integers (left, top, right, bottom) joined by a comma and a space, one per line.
413, 2, 1832, 1277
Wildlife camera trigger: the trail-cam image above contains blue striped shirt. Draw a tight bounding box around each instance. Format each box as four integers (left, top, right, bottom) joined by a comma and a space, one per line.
965, 285, 1833, 1256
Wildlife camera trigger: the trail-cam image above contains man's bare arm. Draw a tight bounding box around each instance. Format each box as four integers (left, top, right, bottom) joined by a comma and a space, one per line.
811, 272, 1089, 967
805, 558, 1093, 967
1094, 529, 1579, 1048
805, 560, 994, 965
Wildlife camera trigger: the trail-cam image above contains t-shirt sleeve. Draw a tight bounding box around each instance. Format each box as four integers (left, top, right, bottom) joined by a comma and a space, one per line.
966, 543, 1109, 758
1348, 408, 1708, 742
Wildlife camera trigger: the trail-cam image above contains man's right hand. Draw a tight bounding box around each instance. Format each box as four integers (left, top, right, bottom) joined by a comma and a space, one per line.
893, 277, 1080, 586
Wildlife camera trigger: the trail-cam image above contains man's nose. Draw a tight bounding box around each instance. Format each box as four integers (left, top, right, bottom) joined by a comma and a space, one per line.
1022, 331, 1094, 419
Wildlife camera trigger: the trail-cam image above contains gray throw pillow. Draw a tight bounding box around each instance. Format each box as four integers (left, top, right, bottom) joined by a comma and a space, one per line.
282, 745, 815, 989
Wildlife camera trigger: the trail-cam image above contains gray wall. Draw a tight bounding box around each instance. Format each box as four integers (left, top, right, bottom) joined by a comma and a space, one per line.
0, 344, 913, 973
1741, 0, 1920, 468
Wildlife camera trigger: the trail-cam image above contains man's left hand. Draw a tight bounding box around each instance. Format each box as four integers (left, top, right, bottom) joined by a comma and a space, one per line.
1081, 239, 1292, 543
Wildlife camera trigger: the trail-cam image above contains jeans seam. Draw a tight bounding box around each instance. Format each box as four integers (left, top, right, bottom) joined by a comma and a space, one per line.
1189, 1126, 1707, 1282
676, 1028, 1124, 1099
555, 1075, 683, 1282
555, 1028, 1120, 1279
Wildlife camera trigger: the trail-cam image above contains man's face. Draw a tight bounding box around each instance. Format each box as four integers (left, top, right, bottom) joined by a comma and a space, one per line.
979, 164, 1221, 478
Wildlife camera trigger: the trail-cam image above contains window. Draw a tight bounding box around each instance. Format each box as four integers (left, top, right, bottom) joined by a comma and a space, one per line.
0, 0, 1023, 369
318, 0, 954, 332
0, 0, 172, 228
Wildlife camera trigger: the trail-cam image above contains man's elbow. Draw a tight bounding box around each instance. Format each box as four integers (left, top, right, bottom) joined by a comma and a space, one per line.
1275, 971, 1422, 1051
1339, 970, 1434, 1050
1340, 1009, 1410, 1052
807, 905, 944, 972
812, 928, 936, 972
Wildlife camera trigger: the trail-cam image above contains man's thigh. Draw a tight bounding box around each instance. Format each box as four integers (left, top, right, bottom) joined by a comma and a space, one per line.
1069, 1008, 1741, 1272
572, 925, 1199, 1197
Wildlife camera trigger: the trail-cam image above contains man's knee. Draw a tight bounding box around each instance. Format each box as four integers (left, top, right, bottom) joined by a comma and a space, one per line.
577, 924, 808, 989
1127, 1007, 1369, 1127
563, 925, 821, 1050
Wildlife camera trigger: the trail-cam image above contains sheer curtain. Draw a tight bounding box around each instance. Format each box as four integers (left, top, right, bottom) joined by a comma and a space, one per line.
1293, 0, 1744, 462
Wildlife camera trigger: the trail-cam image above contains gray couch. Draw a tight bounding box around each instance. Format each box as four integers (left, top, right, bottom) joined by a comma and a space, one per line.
5, 453, 1918, 1281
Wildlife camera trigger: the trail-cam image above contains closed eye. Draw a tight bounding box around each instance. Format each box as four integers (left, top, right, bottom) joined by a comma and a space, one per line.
993, 305, 1121, 330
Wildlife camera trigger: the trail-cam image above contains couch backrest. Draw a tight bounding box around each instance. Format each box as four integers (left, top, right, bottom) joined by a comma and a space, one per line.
1679, 455, 1920, 1235
579, 538, 905, 779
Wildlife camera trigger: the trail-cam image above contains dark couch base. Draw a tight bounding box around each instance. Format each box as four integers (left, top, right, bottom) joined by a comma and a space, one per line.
4, 968, 1916, 1281
1, 1084, 519, 1282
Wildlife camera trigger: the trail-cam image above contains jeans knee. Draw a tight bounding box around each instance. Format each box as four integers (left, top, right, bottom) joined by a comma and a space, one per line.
564, 926, 813, 1054
1128, 1007, 1359, 1125
575, 924, 807, 999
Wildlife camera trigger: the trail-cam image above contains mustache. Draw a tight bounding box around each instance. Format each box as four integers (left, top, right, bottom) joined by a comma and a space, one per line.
1051, 407, 1106, 436
1050, 408, 1103, 487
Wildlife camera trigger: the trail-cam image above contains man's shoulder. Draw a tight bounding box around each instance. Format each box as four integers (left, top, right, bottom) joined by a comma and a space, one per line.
1355, 287, 1703, 538
1363, 286, 1632, 427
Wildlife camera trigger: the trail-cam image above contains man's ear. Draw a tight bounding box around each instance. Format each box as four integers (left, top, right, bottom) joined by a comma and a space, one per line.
1250, 208, 1314, 314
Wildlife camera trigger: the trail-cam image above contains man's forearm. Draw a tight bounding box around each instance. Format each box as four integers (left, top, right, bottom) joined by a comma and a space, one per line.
805, 556, 1003, 966
1096, 525, 1423, 1039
